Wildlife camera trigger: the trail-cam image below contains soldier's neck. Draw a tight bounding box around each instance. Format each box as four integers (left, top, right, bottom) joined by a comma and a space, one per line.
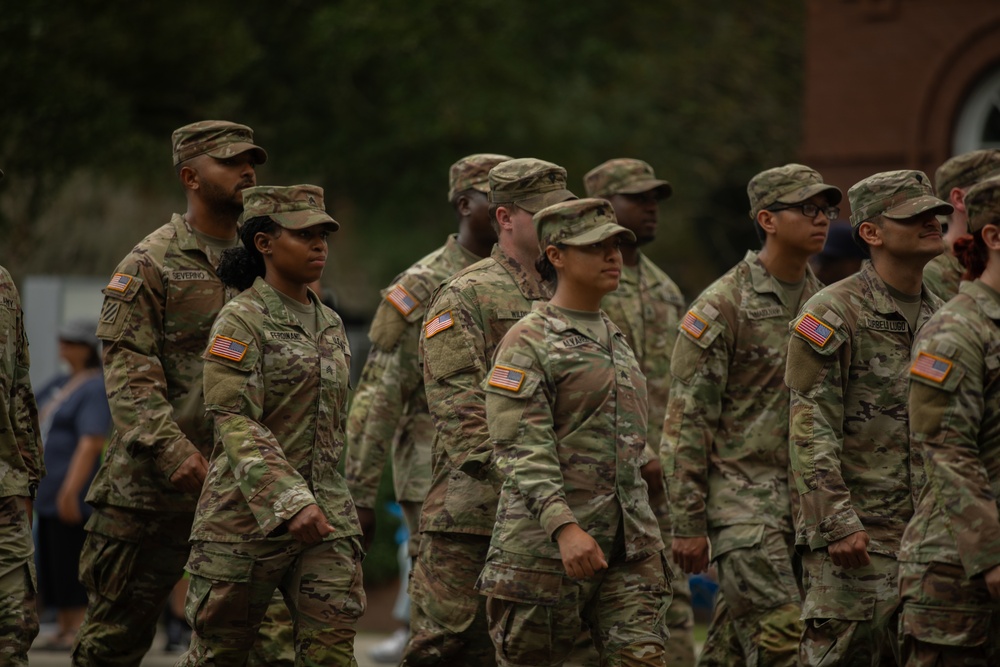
758, 243, 808, 283
498, 236, 542, 280
871, 253, 926, 296
620, 244, 640, 267
184, 201, 239, 241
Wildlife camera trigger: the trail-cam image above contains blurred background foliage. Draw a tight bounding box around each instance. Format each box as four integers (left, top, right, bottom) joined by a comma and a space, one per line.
0, 0, 804, 311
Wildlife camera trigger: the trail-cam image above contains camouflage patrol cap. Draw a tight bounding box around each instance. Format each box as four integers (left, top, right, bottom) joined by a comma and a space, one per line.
489, 158, 577, 213
238, 185, 339, 231
964, 174, 1000, 233
583, 158, 672, 200
447, 153, 513, 201
848, 170, 952, 226
171, 120, 268, 166
934, 149, 1000, 198
747, 164, 842, 219
534, 198, 636, 248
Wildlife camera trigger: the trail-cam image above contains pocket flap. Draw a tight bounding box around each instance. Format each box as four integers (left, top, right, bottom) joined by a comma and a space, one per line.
901, 603, 990, 647
477, 562, 564, 606
186, 547, 254, 583
711, 524, 764, 559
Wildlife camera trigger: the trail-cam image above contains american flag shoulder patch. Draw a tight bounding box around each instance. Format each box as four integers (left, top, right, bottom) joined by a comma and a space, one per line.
386, 284, 418, 316
488, 365, 526, 392
425, 310, 454, 338
795, 313, 834, 347
911, 351, 952, 383
209, 335, 249, 362
107, 273, 133, 292
680, 310, 708, 339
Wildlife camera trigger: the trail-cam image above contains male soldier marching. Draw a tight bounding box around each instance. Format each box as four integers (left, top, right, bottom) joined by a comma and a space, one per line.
583, 158, 695, 666
74, 122, 290, 666
0, 169, 46, 667
402, 158, 575, 664
786, 170, 951, 665
666, 164, 839, 666
924, 149, 1000, 300
345, 153, 511, 555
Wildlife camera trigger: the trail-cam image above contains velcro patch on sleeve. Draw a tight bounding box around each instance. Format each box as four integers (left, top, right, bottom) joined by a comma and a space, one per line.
911, 351, 952, 383
794, 313, 834, 347
386, 284, 419, 316
680, 310, 708, 339
424, 310, 454, 338
106, 273, 133, 292
209, 335, 249, 362
488, 365, 525, 392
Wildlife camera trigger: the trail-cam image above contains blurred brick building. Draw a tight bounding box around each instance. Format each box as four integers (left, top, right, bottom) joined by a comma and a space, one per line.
801, 0, 1000, 204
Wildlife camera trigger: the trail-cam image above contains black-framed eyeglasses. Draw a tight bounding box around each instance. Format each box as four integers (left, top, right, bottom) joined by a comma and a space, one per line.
770, 203, 839, 220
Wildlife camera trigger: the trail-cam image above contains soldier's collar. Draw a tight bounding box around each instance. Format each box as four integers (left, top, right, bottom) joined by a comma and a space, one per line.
965, 280, 1000, 321
492, 245, 551, 301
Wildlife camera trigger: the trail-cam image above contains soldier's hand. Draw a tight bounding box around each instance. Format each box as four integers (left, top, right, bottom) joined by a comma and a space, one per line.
984, 564, 1000, 600
22, 497, 32, 523
288, 504, 335, 545
169, 452, 209, 493
640, 459, 665, 496
673, 536, 710, 574
828, 531, 871, 569
357, 507, 377, 551
556, 523, 608, 579
56, 486, 83, 524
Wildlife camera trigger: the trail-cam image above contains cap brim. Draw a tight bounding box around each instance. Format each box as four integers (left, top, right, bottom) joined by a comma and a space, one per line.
883, 196, 953, 220
206, 142, 269, 166
272, 211, 340, 231
775, 183, 843, 206
516, 189, 578, 214
614, 179, 673, 200
558, 222, 637, 246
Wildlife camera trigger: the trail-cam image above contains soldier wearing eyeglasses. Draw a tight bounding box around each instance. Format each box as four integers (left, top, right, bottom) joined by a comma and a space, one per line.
665, 164, 839, 665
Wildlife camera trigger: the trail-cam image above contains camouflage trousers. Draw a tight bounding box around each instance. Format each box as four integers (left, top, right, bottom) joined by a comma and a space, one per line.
400, 532, 496, 666
697, 592, 746, 667
898, 560, 1000, 666
478, 547, 672, 667
0, 496, 38, 667
73, 507, 294, 667
177, 536, 366, 667
800, 549, 900, 666
700, 525, 802, 667
400, 500, 423, 560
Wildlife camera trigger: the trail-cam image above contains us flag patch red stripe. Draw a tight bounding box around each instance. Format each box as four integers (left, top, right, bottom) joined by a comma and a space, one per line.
209, 335, 249, 362
488, 365, 525, 392
680, 311, 708, 339
107, 273, 133, 292
386, 284, 418, 316
425, 311, 454, 338
911, 351, 952, 383
795, 313, 834, 347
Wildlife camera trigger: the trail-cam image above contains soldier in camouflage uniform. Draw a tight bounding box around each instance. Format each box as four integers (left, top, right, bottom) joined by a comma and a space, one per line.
786, 170, 952, 666
75, 121, 292, 666
405, 158, 575, 665
478, 197, 671, 666
176, 185, 364, 666
924, 149, 1000, 300
665, 164, 840, 667
345, 153, 511, 554
0, 169, 46, 667
897, 175, 1000, 665
583, 158, 694, 666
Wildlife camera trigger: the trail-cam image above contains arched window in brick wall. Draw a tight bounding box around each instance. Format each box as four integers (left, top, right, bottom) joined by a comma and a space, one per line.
954, 65, 1000, 153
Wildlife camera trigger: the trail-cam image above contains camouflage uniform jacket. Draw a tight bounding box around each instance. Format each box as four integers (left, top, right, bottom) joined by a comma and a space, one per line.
664, 250, 821, 538
420, 244, 551, 536
0, 266, 43, 499
345, 234, 480, 508
601, 252, 684, 461
900, 280, 1000, 576
922, 252, 963, 301
88, 214, 237, 513
484, 302, 663, 561
192, 277, 360, 542
786, 260, 942, 556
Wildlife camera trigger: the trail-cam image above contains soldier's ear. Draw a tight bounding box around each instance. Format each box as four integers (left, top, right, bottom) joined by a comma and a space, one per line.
756, 209, 778, 236
179, 163, 199, 191
545, 244, 564, 269
857, 220, 882, 248
982, 223, 1000, 251
253, 231, 273, 255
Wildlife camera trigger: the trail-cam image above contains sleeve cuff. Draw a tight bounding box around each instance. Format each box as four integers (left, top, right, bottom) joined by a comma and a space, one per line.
540, 500, 577, 541
254, 485, 317, 536
818, 508, 865, 543
672, 515, 709, 538
154, 438, 201, 480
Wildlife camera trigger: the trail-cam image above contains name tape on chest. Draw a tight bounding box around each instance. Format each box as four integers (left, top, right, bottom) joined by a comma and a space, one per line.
681, 310, 708, 339
209, 335, 249, 362
488, 365, 525, 392
425, 310, 454, 338
386, 284, 419, 316
911, 351, 952, 383
168, 269, 211, 282
557, 335, 590, 349
266, 330, 304, 341
795, 313, 834, 347
0, 297, 16, 310
106, 273, 133, 292
865, 317, 908, 333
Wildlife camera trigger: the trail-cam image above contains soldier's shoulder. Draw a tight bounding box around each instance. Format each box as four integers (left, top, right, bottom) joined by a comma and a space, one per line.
116, 217, 183, 272
639, 255, 684, 302
690, 263, 745, 314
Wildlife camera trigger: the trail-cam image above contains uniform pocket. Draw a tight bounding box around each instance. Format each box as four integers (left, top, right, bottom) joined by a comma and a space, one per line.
476, 562, 566, 606
79, 532, 140, 602
184, 545, 255, 636
900, 603, 990, 647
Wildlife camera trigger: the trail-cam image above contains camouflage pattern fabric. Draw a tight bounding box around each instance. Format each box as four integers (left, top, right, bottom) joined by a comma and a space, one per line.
933, 148, 1000, 198
344, 234, 481, 520
799, 551, 899, 666
238, 184, 339, 230
583, 157, 672, 200
847, 170, 950, 227
921, 252, 963, 301
898, 561, 1000, 666
178, 537, 365, 666
171, 119, 267, 166
0, 497, 37, 667
746, 164, 842, 219
696, 594, 746, 667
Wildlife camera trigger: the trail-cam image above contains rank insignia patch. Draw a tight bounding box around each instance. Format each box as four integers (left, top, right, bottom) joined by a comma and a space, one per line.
424, 311, 454, 338
681, 311, 708, 339
488, 365, 525, 391
795, 313, 834, 347
107, 273, 133, 292
911, 351, 952, 383
209, 335, 249, 362
386, 284, 418, 316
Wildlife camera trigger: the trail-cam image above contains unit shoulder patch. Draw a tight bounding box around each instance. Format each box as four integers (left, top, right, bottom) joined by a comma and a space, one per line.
424, 310, 454, 338
209, 335, 250, 362
386, 283, 419, 317
488, 365, 526, 392
911, 351, 952, 383
795, 312, 835, 347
